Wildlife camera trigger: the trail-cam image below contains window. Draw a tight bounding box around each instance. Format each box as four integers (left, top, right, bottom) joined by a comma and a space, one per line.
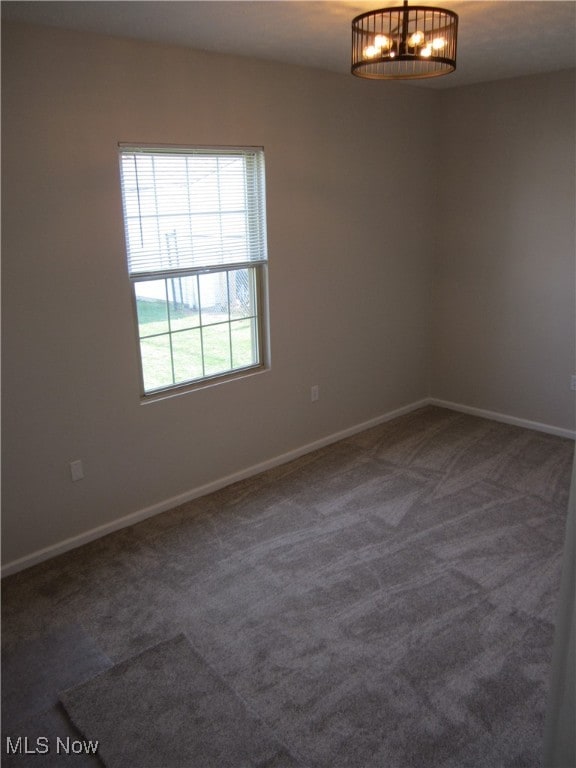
119, 145, 268, 396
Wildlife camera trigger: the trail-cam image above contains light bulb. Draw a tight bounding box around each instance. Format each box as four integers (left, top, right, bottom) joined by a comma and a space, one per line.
374, 34, 391, 50
363, 45, 378, 58
408, 31, 424, 47
420, 46, 432, 57
432, 37, 446, 50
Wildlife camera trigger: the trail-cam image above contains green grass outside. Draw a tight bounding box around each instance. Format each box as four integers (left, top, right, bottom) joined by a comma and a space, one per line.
136, 298, 257, 392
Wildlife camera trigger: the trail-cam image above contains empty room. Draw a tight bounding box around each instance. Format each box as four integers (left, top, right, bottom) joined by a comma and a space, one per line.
1, 1, 575, 766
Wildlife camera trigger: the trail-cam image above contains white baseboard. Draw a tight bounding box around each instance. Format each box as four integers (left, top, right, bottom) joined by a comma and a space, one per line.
1, 398, 429, 578
429, 398, 576, 440
4, 396, 572, 577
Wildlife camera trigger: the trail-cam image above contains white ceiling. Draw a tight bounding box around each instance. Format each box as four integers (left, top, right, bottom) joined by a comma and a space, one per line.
2, 0, 575, 89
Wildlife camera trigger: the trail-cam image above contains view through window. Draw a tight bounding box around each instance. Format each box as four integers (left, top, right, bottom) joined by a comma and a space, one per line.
119, 146, 269, 395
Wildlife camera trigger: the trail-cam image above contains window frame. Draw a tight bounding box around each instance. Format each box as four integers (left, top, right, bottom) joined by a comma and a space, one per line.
118, 144, 270, 399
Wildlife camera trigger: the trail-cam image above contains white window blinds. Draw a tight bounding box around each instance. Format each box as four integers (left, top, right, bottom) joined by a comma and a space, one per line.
119, 147, 267, 276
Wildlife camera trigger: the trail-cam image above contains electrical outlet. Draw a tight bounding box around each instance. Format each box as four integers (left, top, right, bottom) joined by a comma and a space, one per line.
571, 375, 576, 392
70, 459, 84, 482
311, 385, 320, 402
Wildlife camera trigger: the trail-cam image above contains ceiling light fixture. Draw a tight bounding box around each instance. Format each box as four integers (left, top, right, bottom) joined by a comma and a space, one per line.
351, 1, 458, 80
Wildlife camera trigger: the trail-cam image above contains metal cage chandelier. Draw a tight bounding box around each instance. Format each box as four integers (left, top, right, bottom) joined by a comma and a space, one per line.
351, 1, 458, 80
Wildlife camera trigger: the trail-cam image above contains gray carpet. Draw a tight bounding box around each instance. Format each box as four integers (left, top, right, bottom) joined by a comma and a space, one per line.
2, 705, 104, 768
1, 624, 111, 767
2, 624, 112, 733
61, 634, 301, 768
2, 406, 574, 767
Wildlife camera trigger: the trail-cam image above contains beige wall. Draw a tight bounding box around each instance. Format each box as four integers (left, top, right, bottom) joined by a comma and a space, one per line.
431, 71, 576, 427
1, 23, 436, 566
